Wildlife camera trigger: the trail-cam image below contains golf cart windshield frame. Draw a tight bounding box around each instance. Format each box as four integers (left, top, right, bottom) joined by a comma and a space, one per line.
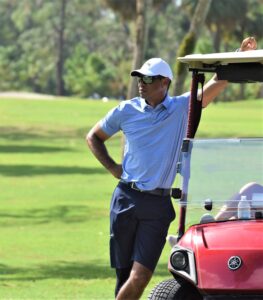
180, 138, 263, 227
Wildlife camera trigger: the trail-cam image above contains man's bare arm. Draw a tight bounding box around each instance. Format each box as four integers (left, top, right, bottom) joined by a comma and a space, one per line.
201, 75, 228, 108
86, 122, 123, 179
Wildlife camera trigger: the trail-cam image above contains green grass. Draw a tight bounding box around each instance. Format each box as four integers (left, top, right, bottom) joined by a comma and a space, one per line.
0, 97, 262, 299
197, 99, 263, 138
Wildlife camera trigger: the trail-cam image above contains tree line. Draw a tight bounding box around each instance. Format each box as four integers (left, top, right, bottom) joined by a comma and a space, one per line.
0, 0, 262, 100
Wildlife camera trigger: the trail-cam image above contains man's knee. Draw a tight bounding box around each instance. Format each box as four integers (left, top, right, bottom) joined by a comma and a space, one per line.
115, 267, 132, 297
129, 262, 152, 288
115, 262, 153, 300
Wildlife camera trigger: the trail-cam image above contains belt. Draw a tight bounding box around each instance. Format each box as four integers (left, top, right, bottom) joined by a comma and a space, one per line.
120, 180, 172, 197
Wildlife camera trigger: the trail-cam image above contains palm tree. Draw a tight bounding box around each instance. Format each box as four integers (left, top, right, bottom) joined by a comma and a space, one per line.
173, 0, 212, 95
206, 0, 247, 52
127, 0, 152, 99
56, 0, 67, 96
103, 0, 168, 98
103, 0, 154, 156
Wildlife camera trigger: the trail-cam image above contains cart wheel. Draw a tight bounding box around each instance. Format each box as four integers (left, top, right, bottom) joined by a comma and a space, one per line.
148, 278, 202, 300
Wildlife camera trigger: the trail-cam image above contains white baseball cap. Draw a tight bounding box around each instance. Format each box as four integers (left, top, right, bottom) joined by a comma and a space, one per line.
131, 58, 173, 80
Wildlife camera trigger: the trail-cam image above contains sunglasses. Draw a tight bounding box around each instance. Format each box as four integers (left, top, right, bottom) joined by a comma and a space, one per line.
137, 75, 164, 84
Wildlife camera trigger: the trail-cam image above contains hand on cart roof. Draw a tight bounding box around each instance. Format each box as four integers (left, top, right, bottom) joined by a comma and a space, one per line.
240, 37, 257, 52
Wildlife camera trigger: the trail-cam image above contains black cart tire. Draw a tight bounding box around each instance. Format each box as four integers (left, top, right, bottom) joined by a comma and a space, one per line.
148, 278, 202, 300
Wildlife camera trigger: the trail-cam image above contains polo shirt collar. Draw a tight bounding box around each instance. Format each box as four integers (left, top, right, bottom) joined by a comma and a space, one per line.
140, 98, 148, 110
140, 94, 170, 111
161, 94, 170, 109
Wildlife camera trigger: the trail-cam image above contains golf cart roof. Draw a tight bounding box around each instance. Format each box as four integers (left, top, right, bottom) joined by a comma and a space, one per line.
178, 49, 263, 67
178, 49, 263, 83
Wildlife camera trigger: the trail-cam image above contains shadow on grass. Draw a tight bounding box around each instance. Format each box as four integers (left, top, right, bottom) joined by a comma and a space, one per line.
0, 205, 108, 226
0, 126, 83, 140
0, 126, 120, 143
0, 261, 115, 281
0, 261, 170, 281
0, 164, 107, 176
0, 144, 73, 153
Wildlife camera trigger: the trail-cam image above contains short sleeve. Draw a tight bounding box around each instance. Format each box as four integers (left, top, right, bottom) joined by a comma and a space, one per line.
100, 105, 122, 136
170, 92, 190, 113
180, 92, 190, 109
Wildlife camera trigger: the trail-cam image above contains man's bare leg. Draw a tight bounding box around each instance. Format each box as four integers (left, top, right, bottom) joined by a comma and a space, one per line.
116, 261, 152, 300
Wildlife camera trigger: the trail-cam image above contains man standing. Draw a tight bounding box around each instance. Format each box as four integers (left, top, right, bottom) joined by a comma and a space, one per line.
87, 37, 257, 300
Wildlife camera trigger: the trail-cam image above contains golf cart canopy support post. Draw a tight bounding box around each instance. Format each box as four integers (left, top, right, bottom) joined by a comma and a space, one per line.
178, 70, 204, 239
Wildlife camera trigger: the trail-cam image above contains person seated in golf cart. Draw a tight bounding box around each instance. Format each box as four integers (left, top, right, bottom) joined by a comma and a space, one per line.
215, 182, 263, 220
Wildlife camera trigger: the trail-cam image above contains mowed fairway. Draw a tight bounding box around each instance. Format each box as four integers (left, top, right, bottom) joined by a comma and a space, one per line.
0, 97, 262, 299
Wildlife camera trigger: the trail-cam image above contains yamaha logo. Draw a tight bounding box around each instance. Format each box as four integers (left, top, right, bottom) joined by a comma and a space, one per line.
228, 256, 242, 270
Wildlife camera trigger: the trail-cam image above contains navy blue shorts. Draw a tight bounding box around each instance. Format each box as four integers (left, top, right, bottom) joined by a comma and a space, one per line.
109, 182, 175, 272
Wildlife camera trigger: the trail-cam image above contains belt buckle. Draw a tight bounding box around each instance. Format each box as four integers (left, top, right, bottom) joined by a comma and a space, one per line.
131, 182, 142, 192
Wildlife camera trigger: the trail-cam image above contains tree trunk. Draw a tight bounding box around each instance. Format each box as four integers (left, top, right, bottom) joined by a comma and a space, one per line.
214, 25, 221, 53
173, 0, 212, 95
127, 0, 152, 99
122, 0, 152, 158
259, 84, 263, 98
239, 83, 245, 100
56, 0, 67, 96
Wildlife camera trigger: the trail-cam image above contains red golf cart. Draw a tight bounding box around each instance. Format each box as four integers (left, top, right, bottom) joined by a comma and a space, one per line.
148, 50, 263, 300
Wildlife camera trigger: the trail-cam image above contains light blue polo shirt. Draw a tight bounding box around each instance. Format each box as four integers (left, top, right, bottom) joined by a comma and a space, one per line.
100, 93, 190, 190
